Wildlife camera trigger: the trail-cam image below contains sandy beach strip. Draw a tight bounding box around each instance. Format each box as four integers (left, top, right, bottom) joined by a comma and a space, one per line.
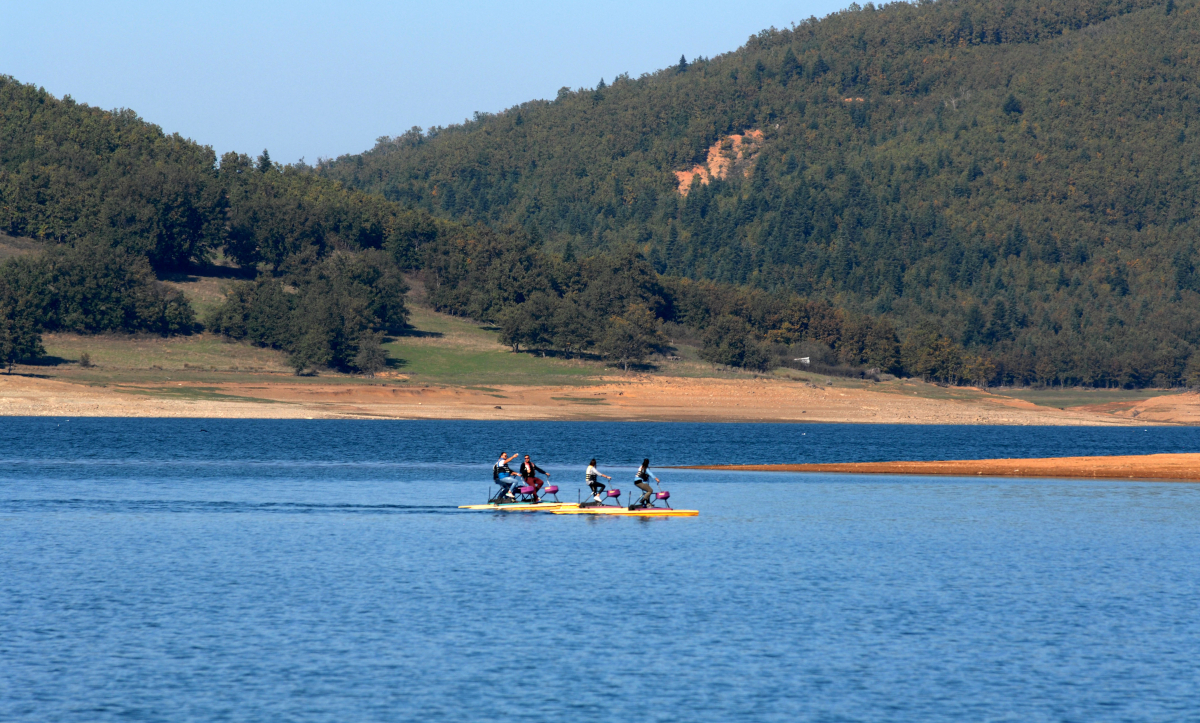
682, 453, 1200, 481
1, 373, 1179, 424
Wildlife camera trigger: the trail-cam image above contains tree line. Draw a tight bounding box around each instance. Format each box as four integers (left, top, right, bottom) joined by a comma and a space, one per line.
414, 227, 910, 376
0, 75, 428, 274
205, 250, 407, 374
0, 242, 193, 369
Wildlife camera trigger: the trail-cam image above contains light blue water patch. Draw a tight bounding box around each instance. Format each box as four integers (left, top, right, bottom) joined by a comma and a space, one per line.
2, 419, 1199, 722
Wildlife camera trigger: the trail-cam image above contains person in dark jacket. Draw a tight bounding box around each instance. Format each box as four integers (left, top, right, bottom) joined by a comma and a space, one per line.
520, 455, 549, 502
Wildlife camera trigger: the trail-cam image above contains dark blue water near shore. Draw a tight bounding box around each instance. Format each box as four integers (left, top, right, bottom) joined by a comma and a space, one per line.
5, 417, 1200, 468
4, 418, 1200, 722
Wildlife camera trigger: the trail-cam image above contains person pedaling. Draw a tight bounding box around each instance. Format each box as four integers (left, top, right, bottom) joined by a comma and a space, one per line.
583, 458, 613, 506
631, 458, 660, 509
492, 452, 520, 502
519, 455, 549, 502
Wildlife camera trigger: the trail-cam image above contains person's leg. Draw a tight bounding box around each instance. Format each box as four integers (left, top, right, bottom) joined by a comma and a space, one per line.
635, 481, 653, 507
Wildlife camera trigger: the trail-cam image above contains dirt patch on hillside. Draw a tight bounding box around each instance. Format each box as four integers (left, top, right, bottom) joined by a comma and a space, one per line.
1068, 392, 1200, 424
675, 129, 764, 196
0, 233, 45, 262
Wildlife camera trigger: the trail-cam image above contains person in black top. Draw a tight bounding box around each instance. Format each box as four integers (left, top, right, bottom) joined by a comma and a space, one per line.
632, 458, 659, 508
519, 455, 549, 502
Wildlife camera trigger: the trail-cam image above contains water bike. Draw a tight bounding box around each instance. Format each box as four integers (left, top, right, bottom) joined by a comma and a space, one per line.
460, 478, 572, 512
556, 487, 698, 517
517, 478, 560, 503
487, 473, 520, 504
578, 488, 625, 508
629, 486, 675, 511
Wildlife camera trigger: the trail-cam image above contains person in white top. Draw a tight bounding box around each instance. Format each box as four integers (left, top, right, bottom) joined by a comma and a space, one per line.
585, 458, 612, 505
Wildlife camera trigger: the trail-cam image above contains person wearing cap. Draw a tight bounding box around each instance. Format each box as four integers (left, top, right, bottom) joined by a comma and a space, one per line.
493, 452, 519, 501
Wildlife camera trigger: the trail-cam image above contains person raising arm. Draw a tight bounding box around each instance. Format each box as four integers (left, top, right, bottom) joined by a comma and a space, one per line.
493, 452, 520, 501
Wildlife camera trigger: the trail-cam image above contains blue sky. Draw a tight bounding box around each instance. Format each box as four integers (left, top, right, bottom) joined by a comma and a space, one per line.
1, 0, 850, 164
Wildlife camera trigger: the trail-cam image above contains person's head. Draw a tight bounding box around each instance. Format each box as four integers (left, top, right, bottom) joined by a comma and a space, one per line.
524, 455, 530, 461
642, 458, 650, 467
589, 458, 597, 466
499, 452, 506, 458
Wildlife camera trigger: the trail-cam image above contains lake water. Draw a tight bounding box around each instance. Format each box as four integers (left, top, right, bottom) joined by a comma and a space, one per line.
4, 419, 1200, 722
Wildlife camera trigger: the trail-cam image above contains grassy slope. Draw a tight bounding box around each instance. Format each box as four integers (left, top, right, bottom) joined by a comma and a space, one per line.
384, 306, 598, 386
26, 275, 886, 388
0, 232, 43, 262
12, 271, 1187, 419
158, 270, 243, 320
39, 333, 291, 378
27, 272, 604, 387
987, 387, 1185, 410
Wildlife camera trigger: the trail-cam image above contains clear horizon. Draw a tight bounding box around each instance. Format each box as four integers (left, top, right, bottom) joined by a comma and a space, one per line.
1, 0, 852, 164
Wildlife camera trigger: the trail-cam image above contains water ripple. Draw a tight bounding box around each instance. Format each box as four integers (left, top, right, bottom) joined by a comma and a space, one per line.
3, 419, 1199, 722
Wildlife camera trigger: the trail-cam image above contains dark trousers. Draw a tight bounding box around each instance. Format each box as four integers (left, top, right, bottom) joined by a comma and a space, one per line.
588, 481, 606, 497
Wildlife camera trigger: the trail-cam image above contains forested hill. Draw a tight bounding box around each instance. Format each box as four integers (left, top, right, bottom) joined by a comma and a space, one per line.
0, 76, 426, 372
0, 75, 899, 380
322, 0, 1200, 386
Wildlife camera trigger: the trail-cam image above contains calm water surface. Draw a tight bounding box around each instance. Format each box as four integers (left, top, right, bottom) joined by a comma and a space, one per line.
3, 419, 1199, 722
